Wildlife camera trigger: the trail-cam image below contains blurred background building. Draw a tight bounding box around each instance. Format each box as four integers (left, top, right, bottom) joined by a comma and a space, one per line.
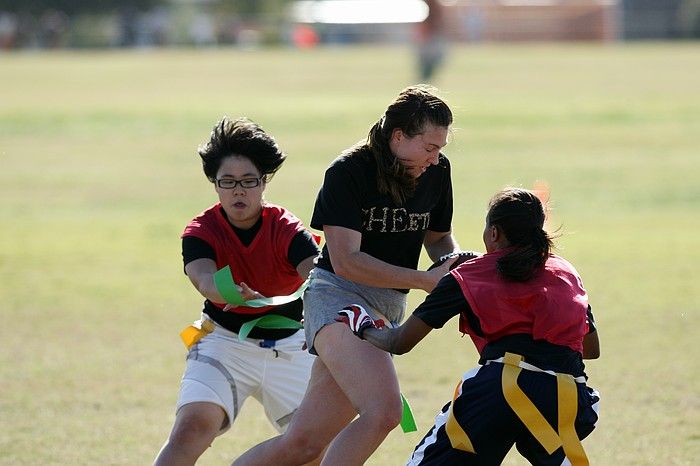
0, 0, 698, 50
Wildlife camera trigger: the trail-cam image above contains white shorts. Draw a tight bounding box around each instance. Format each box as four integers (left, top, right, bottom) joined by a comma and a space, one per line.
176, 320, 315, 435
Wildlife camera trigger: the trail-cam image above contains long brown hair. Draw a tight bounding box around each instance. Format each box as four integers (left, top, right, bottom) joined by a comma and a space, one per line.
363, 85, 452, 204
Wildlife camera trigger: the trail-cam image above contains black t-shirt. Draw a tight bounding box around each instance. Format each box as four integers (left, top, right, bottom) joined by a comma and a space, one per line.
181, 215, 320, 340
413, 274, 597, 377
311, 147, 453, 286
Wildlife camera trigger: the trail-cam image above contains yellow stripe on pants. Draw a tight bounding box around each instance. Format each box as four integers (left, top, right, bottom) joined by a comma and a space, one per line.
444, 379, 476, 453
443, 353, 589, 465
501, 352, 589, 466
556, 372, 589, 465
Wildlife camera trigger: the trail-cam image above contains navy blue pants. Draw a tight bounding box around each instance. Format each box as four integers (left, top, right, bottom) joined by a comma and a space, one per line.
406, 363, 600, 465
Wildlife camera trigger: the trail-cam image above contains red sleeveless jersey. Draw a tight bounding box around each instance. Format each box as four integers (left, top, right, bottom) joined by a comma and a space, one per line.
450, 250, 589, 354
182, 203, 308, 315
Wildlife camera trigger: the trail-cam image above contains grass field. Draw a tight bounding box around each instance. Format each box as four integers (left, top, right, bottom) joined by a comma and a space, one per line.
1, 42, 699, 465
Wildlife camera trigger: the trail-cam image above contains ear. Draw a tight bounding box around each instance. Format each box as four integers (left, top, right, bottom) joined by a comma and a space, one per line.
488, 225, 500, 243
390, 128, 403, 143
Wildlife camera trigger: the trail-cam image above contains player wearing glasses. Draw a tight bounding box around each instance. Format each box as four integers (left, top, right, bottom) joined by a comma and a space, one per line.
154, 117, 321, 466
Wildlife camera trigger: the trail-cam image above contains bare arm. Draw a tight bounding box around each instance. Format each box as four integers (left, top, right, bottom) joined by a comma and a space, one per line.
324, 225, 454, 292
582, 330, 600, 359
362, 315, 434, 355
295, 255, 317, 281
184, 258, 226, 304
423, 229, 460, 262
185, 258, 262, 306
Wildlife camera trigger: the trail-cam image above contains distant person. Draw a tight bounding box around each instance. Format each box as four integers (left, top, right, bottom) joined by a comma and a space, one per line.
339, 188, 601, 466
189, 12, 216, 47
153, 117, 321, 466
231, 85, 461, 466
0, 12, 18, 50
416, 0, 448, 82
39, 9, 68, 49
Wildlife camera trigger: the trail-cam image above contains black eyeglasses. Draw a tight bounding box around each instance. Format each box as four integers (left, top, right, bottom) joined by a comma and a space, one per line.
215, 177, 262, 189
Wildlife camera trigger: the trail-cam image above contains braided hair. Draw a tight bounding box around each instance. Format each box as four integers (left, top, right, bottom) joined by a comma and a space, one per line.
487, 188, 554, 282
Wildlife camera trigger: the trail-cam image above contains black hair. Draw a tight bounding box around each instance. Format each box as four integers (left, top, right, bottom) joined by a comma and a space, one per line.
361, 85, 453, 205
198, 116, 286, 182
487, 188, 554, 282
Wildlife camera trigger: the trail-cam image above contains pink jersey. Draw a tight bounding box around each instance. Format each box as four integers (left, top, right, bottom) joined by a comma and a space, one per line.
182, 203, 307, 315
450, 250, 589, 354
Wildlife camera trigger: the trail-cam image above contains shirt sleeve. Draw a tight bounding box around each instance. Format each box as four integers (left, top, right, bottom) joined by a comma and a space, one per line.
182, 235, 216, 269
427, 155, 453, 232
287, 230, 321, 268
311, 159, 365, 232
413, 273, 481, 334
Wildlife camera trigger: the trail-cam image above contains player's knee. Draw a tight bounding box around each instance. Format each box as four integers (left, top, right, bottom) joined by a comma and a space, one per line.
282, 428, 327, 462
170, 412, 220, 448
363, 401, 403, 433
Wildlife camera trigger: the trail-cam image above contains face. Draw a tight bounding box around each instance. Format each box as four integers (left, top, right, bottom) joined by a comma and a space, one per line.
389, 123, 449, 178
214, 155, 265, 230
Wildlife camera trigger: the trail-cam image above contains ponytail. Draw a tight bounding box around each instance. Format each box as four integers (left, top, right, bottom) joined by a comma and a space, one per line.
366, 119, 415, 205
496, 228, 551, 282
488, 189, 554, 282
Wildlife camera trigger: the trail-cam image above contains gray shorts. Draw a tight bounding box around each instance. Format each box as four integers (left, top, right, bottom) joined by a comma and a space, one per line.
303, 267, 407, 355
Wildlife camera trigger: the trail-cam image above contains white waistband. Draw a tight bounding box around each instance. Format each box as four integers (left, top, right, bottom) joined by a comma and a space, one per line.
485, 357, 587, 384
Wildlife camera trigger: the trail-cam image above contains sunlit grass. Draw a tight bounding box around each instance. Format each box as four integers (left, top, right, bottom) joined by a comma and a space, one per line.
1, 43, 699, 465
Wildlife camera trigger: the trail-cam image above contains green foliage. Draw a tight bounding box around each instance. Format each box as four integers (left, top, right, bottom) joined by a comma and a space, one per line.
213, 0, 290, 18
679, 0, 700, 36
0, 44, 698, 465
0, 0, 164, 15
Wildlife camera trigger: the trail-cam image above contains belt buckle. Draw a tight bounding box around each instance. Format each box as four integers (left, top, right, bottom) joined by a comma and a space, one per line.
259, 339, 276, 349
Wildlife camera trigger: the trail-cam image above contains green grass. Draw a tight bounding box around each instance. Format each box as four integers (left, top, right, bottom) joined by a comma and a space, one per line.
1, 43, 699, 465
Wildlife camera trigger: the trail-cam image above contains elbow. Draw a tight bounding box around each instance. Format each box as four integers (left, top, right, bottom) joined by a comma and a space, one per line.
390, 345, 408, 356
390, 340, 415, 356
329, 256, 355, 281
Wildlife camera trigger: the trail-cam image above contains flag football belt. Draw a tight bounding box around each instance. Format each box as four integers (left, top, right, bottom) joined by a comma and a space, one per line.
213, 265, 310, 308
445, 352, 589, 466
180, 265, 309, 349
180, 314, 303, 350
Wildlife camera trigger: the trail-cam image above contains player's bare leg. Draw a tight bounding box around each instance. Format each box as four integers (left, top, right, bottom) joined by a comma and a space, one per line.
154, 402, 225, 466
231, 356, 357, 466
315, 322, 403, 465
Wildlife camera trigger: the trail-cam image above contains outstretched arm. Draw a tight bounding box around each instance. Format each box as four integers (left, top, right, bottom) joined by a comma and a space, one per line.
185, 258, 226, 304
362, 315, 434, 355
338, 275, 468, 355
325, 225, 455, 292
185, 258, 262, 305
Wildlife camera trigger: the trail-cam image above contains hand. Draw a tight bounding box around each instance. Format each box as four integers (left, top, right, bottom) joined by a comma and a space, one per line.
223, 282, 264, 311
336, 304, 385, 339
239, 282, 264, 301
427, 251, 480, 271
422, 251, 480, 292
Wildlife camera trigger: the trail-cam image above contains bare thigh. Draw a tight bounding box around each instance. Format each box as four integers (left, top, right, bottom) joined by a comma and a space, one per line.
315, 322, 402, 415
282, 355, 359, 447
